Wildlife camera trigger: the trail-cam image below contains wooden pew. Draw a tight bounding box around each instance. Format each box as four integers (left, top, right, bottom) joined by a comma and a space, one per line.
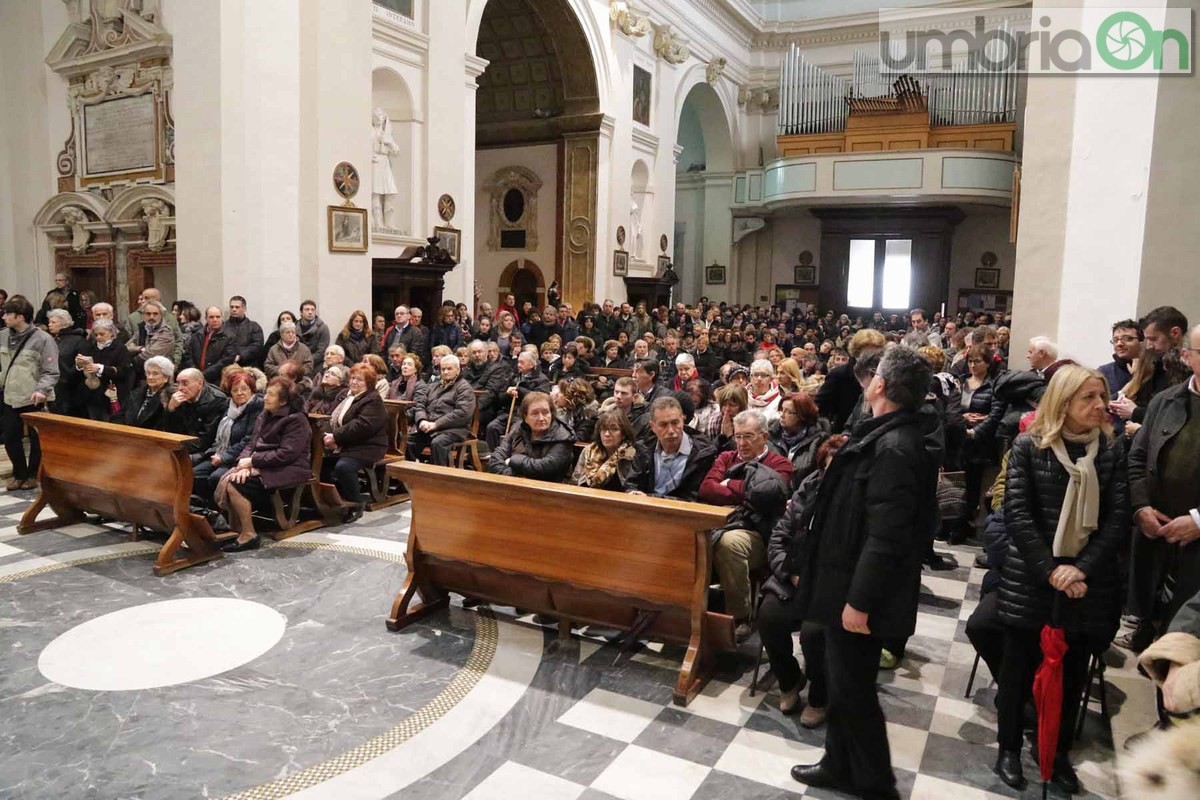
365, 399, 412, 510
17, 412, 226, 576
384, 461, 733, 706
264, 416, 342, 539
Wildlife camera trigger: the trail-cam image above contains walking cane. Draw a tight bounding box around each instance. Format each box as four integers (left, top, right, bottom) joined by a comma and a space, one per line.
503, 392, 518, 437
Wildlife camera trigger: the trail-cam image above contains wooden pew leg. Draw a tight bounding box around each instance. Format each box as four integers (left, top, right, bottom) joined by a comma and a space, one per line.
386, 562, 448, 632
267, 484, 324, 541
17, 487, 84, 535
153, 514, 223, 576
673, 612, 727, 707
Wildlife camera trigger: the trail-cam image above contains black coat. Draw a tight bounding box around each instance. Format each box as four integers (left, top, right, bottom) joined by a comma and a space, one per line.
622, 430, 719, 502
50, 329, 87, 414
125, 384, 172, 430
184, 327, 239, 384
462, 360, 509, 422
768, 417, 831, 489
223, 316, 266, 368
815, 362, 862, 433
488, 418, 576, 482
765, 470, 822, 601
998, 433, 1128, 639
335, 331, 380, 366
76, 338, 132, 419
693, 348, 722, 383
961, 376, 1006, 464
205, 394, 264, 467
167, 383, 230, 455
331, 390, 389, 463
786, 409, 942, 638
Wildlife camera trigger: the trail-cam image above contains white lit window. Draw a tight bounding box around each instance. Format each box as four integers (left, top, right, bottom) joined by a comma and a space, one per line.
882, 239, 912, 309
847, 239, 875, 308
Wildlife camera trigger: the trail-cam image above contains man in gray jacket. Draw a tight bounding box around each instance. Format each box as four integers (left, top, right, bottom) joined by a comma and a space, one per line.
408, 354, 476, 467
125, 287, 183, 366
0, 295, 59, 490
298, 300, 331, 359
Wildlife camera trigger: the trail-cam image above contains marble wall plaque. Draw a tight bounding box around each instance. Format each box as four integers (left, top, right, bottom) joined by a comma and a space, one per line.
83, 94, 156, 176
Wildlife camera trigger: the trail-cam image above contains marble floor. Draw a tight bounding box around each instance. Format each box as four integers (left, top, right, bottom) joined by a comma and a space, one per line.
0, 489, 1123, 799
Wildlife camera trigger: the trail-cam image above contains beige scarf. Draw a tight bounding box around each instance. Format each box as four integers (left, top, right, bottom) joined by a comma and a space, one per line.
1049, 428, 1101, 558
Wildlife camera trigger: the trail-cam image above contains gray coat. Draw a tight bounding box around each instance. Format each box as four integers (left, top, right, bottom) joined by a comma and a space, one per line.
0, 326, 60, 408
298, 317, 331, 360
413, 376, 476, 437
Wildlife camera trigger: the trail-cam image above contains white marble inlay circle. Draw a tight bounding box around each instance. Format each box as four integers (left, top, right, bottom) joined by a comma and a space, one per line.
38, 598, 287, 691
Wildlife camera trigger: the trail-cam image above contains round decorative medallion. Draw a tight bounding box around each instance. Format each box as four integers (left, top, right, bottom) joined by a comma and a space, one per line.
980, 251, 998, 267
332, 162, 360, 201
660, 234, 669, 254
798, 250, 814, 266
616, 226, 626, 247
438, 194, 457, 222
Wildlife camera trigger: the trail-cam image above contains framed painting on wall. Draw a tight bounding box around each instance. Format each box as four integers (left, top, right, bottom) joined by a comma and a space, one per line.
613, 249, 629, 277
705, 263, 726, 285
632, 66, 652, 126
975, 267, 1000, 289
794, 265, 816, 285
328, 206, 368, 253
434, 226, 461, 262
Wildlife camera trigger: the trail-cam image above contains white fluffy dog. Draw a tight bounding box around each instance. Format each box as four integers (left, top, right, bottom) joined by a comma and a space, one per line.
1120, 720, 1200, 800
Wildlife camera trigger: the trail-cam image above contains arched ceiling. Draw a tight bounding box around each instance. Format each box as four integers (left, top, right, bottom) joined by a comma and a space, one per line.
475, 0, 599, 144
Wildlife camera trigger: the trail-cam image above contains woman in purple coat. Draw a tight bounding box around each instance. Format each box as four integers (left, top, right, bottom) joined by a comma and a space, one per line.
217, 377, 313, 552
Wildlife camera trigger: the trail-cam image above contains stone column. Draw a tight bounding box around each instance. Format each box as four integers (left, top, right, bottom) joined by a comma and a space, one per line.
1011, 0, 1200, 368
173, 0, 371, 326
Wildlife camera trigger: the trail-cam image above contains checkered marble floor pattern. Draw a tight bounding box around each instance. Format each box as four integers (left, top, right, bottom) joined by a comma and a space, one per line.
0, 487, 1121, 800
444, 548, 1120, 800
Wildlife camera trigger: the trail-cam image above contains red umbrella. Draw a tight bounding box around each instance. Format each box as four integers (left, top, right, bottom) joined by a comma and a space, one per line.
1031, 595, 1067, 799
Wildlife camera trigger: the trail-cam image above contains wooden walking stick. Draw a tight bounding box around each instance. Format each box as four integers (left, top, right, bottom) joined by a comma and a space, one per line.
503, 392, 519, 436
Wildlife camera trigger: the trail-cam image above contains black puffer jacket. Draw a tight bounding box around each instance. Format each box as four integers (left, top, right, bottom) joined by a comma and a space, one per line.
993, 370, 1045, 444
998, 433, 1129, 640
785, 408, 943, 639
488, 418, 576, 482
768, 417, 831, 489
765, 469, 822, 601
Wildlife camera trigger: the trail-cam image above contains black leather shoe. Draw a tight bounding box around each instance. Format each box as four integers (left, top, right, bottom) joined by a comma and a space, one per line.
343, 503, 365, 524
993, 750, 1025, 790
223, 534, 261, 553
924, 551, 957, 571
790, 761, 846, 791
1052, 754, 1080, 795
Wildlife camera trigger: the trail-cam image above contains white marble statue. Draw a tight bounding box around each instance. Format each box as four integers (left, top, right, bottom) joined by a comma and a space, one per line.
141, 198, 172, 252
61, 207, 91, 254
371, 108, 400, 230
630, 199, 644, 261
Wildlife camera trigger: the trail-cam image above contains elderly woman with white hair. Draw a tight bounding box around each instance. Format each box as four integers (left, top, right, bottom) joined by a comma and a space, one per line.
264, 320, 314, 378
125, 355, 175, 430
45, 308, 87, 415
74, 318, 132, 421
747, 358, 783, 423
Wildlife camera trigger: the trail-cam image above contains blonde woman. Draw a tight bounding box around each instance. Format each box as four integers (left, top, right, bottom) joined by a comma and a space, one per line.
775, 358, 804, 394
992, 364, 1129, 793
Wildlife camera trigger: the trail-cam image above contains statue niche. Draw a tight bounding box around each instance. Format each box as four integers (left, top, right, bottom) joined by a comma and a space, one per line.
484, 166, 542, 252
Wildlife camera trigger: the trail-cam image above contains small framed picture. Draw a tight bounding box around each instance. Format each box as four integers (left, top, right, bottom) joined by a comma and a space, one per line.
434, 226, 461, 262
328, 206, 368, 253
975, 267, 1000, 289
794, 265, 816, 285
705, 263, 726, 285
657, 255, 672, 274
613, 249, 629, 277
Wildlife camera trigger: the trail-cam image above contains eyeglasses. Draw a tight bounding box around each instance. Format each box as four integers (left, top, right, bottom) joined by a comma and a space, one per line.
1110, 336, 1140, 344
732, 433, 762, 442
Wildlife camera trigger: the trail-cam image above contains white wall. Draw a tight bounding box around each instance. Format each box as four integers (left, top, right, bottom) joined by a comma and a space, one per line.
474, 144, 559, 305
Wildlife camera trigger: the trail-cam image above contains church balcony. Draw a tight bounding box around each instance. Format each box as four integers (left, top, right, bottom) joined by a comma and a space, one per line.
731, 148, 1018, 212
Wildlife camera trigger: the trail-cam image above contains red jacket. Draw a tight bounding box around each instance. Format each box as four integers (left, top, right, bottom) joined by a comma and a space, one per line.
699, 449, 793, 506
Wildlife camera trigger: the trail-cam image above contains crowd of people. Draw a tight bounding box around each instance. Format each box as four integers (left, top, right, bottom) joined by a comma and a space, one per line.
2, 274, 1198, 799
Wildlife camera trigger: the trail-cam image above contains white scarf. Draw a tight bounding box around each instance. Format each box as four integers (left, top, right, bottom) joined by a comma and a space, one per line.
1049, 428, 1101, 558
